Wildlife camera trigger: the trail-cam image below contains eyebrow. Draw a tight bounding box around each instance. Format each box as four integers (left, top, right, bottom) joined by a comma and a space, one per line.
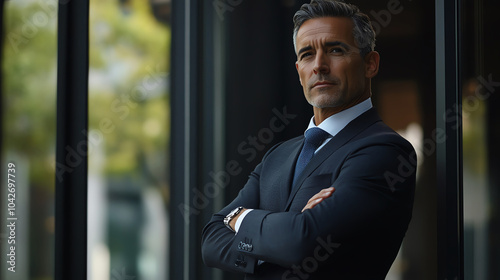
297, 41, 352, 57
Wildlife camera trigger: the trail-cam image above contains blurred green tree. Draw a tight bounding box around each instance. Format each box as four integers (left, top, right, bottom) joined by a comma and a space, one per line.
2, 0, 171, 191
2, 0, 170, 279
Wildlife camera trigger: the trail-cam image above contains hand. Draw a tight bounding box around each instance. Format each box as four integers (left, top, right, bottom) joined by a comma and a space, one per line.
302, 187, 335, 212
229, 208, 247, 232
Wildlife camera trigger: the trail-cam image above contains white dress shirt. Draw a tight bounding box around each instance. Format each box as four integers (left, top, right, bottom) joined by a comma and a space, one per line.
305, 97, 373, 153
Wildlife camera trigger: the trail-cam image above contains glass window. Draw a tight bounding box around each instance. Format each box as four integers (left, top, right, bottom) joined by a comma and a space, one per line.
88, 0, 171, 279
1, 1, 58, 279
462, 0, 500, 279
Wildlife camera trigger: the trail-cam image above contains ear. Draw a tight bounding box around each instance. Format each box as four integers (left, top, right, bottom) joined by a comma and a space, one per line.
295, 61, 303, 86
364, 51, 380, 78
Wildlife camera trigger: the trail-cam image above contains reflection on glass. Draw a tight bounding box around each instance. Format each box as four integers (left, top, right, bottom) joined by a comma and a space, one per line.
463, 78, 489, 279
1, 1, 57, 279
461, 1, 494, 279
88, 0, 170, 279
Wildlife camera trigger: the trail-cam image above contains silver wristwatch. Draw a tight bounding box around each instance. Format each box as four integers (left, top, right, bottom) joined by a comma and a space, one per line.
224, 206, 243, 232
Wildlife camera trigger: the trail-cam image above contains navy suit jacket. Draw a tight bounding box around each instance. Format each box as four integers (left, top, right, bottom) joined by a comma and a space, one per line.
202, 108, 416, 279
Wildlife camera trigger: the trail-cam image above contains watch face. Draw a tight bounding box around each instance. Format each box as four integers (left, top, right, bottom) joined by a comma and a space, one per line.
230, 207, 240, 215
224, 207, 242, 231
228, 206, 242, 218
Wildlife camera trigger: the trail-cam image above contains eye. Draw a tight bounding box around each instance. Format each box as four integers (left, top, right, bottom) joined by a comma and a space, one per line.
329, 47, 344, 54
300, 52, 313, 60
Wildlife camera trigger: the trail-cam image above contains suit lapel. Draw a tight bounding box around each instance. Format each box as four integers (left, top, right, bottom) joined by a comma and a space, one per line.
277, 138, 303, 211
285, 108, 381, 211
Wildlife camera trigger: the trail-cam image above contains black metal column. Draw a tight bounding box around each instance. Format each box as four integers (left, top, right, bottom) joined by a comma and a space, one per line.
435, 0, 463, 279
484, 1, 500, 278
54, 1, 89, 279
170, 0, 201, 280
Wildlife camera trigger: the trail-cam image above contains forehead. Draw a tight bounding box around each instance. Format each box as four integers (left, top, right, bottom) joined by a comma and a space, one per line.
296, 17, 355, 48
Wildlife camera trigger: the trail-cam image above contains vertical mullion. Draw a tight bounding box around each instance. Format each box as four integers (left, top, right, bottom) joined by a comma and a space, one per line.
54, 1, 89, 280
435, 0, 464, 279
183, 0, 192, 279
169, 0, 185, 278
170, 0, 200, 279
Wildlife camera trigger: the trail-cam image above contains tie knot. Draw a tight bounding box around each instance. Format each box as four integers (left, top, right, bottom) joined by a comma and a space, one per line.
304, 127, 330, 149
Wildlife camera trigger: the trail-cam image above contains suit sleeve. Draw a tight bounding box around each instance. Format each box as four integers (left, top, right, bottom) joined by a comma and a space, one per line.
201, 152, 266, 273
227, 138, 416, 268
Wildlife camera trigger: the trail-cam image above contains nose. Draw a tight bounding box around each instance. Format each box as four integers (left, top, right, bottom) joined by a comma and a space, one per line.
313, 51, 329, 74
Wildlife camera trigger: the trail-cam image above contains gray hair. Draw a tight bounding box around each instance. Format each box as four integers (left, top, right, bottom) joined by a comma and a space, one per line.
293, 0, 376, 57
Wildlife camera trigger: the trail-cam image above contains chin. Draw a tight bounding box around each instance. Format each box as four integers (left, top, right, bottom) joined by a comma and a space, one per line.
307, 96, 343, 109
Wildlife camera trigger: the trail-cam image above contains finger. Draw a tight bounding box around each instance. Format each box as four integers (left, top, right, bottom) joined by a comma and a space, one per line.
302, 198, 322, 212
303, 187, 336, 212
308, 188, 333, 201
306, 192, 330, 205
306, 187, 335, 204
302, 198, 323, 212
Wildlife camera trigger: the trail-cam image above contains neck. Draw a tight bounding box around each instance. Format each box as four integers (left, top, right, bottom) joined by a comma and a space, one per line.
313, 95, 370, 125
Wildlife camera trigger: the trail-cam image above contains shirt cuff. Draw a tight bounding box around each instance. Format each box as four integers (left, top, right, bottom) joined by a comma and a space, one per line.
234, 209, 253, 233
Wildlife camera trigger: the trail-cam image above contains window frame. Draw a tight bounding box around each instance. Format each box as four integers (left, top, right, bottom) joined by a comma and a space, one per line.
54, 1, 90, 280
435, 0, 464, 279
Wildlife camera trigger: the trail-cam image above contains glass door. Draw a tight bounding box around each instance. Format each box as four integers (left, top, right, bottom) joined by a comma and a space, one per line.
462, 0, 500, 279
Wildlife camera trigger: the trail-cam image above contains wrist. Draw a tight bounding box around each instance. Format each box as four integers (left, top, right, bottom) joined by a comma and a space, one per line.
224, 206, 246, 232
229, 208, 247, 231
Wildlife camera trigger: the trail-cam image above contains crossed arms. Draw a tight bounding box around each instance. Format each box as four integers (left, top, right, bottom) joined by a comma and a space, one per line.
201, 135, 416, 275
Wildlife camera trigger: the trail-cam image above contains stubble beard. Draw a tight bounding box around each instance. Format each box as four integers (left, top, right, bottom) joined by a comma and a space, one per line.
305, 88, 345, 109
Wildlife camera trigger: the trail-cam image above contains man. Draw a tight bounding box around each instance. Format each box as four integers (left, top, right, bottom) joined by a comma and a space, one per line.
202, 0, 416, 279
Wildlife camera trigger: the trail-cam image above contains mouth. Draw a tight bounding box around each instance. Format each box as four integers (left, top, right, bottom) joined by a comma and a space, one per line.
312, 81, 337, 89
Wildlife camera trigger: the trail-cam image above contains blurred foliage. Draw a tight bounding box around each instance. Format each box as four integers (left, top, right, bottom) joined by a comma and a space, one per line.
2, 1, 58, 190
89, 0, 171, 183
2, 0, 171, 189
462, 79, 487, 176
2, 1, 170, 279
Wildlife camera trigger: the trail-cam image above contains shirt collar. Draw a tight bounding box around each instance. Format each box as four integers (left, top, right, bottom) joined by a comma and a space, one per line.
305, 98, 373, 138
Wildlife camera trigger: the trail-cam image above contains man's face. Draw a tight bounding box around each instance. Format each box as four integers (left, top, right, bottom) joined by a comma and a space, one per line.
295, 17, 371, 112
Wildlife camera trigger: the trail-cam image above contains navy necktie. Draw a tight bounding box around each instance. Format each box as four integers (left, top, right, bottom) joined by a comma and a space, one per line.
293, 127, 330, 185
